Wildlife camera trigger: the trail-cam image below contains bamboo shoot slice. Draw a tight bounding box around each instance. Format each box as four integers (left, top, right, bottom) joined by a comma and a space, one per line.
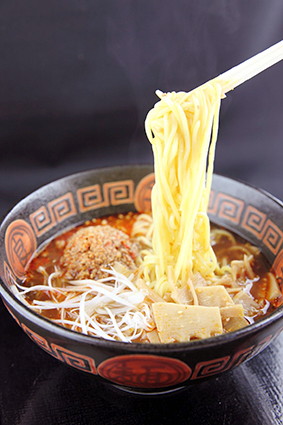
195, 285, 234, 308
152, 302, 223, 342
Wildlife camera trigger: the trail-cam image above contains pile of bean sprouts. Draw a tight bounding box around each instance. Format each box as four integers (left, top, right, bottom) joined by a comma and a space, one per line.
16, 268, 155, 342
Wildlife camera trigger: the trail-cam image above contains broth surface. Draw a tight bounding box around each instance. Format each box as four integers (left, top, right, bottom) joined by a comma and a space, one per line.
21, 212, 281, 342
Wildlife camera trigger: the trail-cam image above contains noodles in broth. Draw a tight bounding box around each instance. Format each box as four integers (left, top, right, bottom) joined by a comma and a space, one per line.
19, 82, 282, 343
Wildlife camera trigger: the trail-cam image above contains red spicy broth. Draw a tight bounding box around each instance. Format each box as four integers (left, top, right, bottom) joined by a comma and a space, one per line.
22, 212, 281, 338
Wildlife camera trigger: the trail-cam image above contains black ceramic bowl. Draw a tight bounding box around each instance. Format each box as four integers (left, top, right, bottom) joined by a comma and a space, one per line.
1, 165, 283, 395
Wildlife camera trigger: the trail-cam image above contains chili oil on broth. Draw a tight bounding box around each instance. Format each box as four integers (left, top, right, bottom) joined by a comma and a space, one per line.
21, 212, 281, 343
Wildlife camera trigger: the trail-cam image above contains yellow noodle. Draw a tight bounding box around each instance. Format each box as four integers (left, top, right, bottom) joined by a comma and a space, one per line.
144, 83, 222, 296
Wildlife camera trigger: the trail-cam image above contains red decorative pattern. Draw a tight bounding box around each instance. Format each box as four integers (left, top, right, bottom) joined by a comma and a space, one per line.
30, 192, 77, 237
134, 173, 155, 212
51, 344, 97, 374
77, 184, 107, 212
262, 220, 283, 255
103, 180, 134, 206
242, 208, 283, 255
191, 356, 231, 380
98, 354, 192, 388
77, 180, 134, 212
242, 205, 267, 237
208, 193, 245, 224
29, 206, 56, 236
226, 346, 256, 368
5, 219, 37, 278
48, 193, 77, 223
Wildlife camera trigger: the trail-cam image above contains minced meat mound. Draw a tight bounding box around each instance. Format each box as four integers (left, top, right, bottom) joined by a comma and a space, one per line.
60, 225, 139, 280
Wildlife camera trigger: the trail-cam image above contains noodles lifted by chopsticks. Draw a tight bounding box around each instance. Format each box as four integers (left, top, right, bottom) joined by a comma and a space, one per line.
143, 82, 222, 296
140, 40, 283, 297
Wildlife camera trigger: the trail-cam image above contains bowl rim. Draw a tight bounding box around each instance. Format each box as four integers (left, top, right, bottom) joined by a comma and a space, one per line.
1, 165, 283, 353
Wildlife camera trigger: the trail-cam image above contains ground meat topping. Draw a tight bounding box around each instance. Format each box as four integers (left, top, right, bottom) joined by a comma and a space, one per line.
60, 225, 139, 280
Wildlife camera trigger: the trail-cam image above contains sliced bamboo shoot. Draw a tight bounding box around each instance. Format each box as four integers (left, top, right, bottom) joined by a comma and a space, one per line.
224, 316, 249, 332
220, 304, 244, 321
152, 303, 223, 342
266, 272, 282, 301
195, 285, 234, 308
232, 290, 260, 315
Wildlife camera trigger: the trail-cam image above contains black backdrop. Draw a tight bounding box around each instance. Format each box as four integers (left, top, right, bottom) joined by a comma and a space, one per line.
0, 0, 283, 217
0, 1, 283, 424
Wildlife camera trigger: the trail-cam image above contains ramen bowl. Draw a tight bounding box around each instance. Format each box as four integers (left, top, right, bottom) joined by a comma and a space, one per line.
1, 165, 283, 395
